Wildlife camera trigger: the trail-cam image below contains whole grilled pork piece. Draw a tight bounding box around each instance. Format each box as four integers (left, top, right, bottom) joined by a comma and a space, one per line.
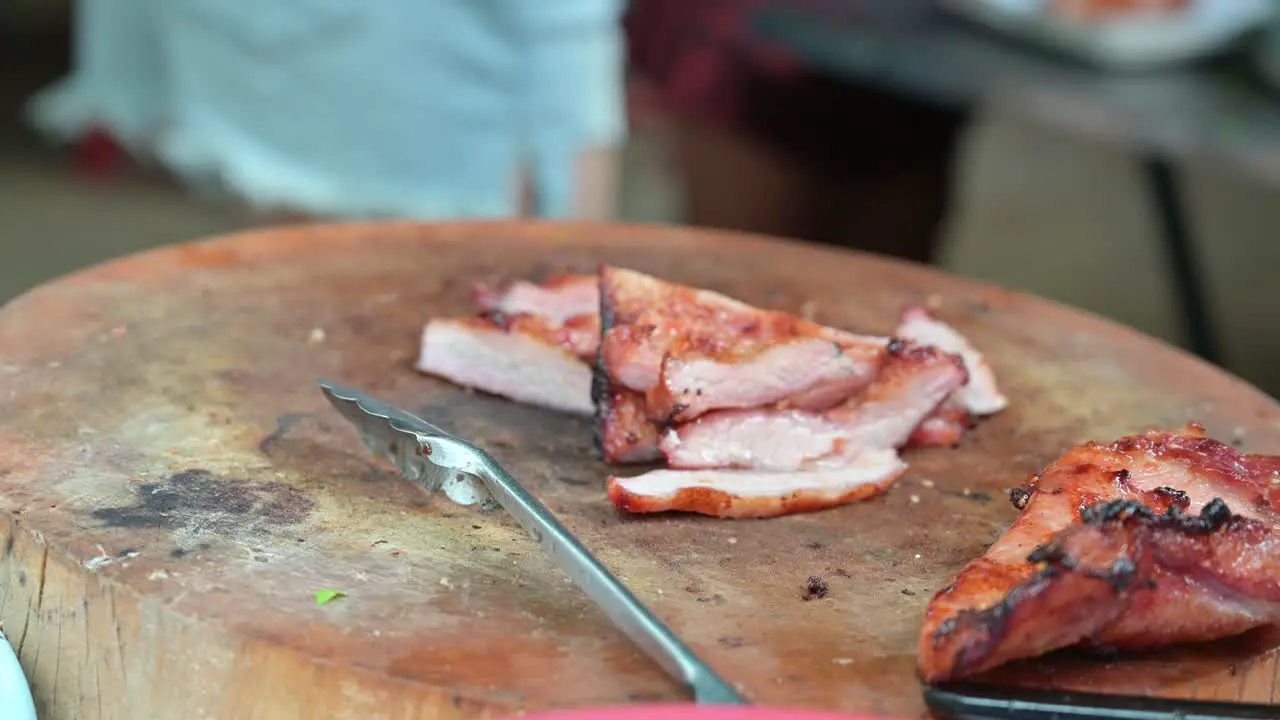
660, 342, 968, 471
896, 305, 1007, 447
918, 423, 1280, 683
606, 449, 908, 519
416, 317, 594, 415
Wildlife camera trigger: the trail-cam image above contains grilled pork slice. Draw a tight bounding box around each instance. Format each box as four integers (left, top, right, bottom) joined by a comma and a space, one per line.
896, 305, 1007, 416
598, 266, 889, 419
905, 398, 974, 448
918, 424, 1280, 683
607, 449, 908, 519
646, 335, 888, 423
486, 311, 601, 360
593, 385, 663, 465
472, 274, 599, 323
661, 343, 968, 471
416, 317, 594, 416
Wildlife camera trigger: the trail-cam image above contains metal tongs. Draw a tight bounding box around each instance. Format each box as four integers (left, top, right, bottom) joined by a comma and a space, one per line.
926, 682, 1280, 720
317, 379, 746, 705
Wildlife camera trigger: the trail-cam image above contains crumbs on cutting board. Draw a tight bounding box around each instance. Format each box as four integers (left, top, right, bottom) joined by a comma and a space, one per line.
802, 576, 829, 601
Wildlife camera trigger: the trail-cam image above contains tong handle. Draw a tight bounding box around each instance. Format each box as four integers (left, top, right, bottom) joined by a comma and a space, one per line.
473, 450, 745, 705
926, 683, 1280, 720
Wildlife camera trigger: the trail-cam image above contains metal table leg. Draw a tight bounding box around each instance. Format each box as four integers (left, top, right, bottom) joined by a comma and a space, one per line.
1142, 156, 1223, 366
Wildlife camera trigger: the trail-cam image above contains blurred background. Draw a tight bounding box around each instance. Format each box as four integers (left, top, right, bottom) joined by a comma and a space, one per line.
3, 0, 1280, 393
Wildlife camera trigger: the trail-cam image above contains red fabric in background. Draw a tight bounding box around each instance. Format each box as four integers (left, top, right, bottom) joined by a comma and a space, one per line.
624, 0, 963, 173
625, 0, 804, 127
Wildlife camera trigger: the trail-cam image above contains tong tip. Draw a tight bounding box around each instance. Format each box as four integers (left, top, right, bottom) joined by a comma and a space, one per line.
316, 378, 452, 439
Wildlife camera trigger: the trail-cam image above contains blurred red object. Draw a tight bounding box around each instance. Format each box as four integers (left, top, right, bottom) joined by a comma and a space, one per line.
1051, 0, 1190, 21
73, 126, 126, 181
510, 706, 900, 720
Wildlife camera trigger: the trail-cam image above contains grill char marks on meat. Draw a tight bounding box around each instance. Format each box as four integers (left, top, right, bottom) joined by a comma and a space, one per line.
593, 266, 663, 464
918, 423, 1280, 683
660, 342, 968, 471
606, 449, 908, 519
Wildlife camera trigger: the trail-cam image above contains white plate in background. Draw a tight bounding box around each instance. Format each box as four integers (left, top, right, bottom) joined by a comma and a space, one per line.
0, 630, 36, 720
943, 0, 1274, 70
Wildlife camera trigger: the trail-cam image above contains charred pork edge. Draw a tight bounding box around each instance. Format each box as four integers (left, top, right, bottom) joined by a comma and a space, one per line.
591, 263, 615, 460
926, 497, 1244, 681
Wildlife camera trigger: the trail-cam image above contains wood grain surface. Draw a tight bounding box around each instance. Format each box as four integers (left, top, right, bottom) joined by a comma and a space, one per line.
0, 221, 1277, 720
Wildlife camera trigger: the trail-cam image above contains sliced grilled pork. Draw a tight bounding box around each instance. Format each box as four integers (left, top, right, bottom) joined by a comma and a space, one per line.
594, 266, 893, 463
645, 335, 889, 423
896, 305, 1007, 416
593, 384, 663, 464
607, 449, 908, 519
485, 311, 601, 360
598, 266, 887, 401
918, 424, 1280, 683
905, 398, 974, 448
416, 317, 593, 415
472, 274, 599, 323
661, 343, 968, 471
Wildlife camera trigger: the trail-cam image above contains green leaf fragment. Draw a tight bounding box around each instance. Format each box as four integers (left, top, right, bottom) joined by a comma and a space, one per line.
314, 589, 347, 606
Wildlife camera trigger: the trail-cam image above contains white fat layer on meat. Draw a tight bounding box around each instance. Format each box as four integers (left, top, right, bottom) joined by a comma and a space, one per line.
614, 449, 907, 499
895, 310, 1008, 416
416, 319, 594, 415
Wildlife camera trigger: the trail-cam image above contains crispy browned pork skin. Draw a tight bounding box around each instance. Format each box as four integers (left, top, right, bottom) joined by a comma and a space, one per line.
918, 424, 1280, 683
607, 449, 908, 519
594, 266, 892, 463
660, 342, 968, 471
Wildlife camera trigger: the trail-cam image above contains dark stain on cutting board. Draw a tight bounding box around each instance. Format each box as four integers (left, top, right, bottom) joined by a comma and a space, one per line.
91, 469, 314, 533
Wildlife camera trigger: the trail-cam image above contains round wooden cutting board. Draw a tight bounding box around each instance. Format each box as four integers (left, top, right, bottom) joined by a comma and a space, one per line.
1, 221, 1278, 720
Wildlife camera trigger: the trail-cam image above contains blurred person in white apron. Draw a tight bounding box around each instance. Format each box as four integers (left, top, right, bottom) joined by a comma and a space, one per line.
27, 0, 626, 220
